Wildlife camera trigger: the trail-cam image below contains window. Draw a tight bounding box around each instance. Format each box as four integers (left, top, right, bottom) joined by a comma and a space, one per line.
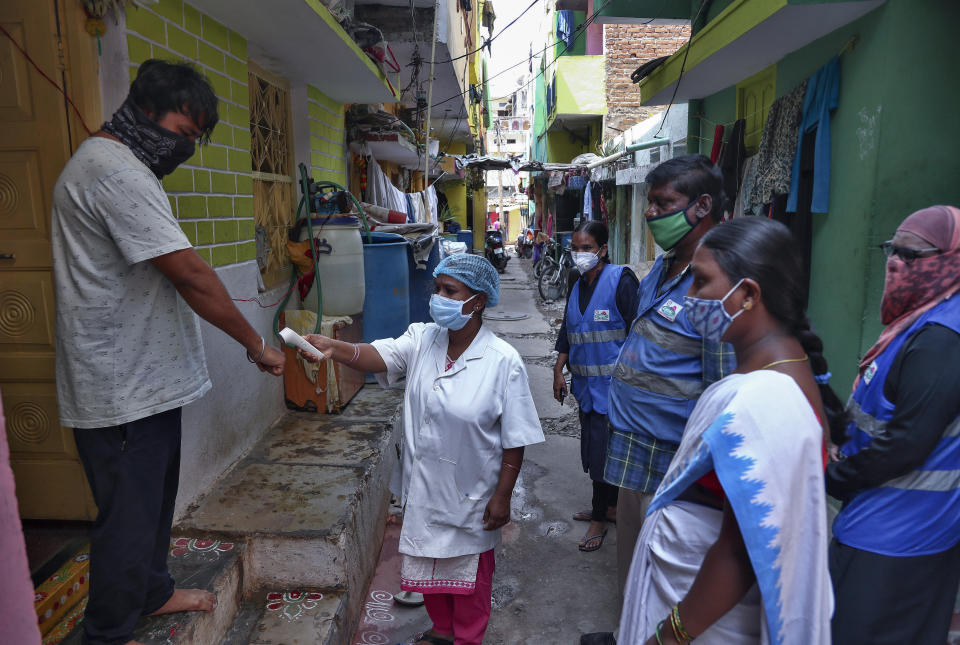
649, 146, 661, 164
672, 139, 687, 158
249, 64, 294, 285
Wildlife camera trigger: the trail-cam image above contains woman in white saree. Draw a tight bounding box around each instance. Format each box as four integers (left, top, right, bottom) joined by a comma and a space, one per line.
620, 218, 846, 645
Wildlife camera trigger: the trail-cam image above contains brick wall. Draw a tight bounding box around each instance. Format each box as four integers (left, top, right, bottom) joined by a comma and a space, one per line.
307, 87, 347, 186
604, 23, 691, 139
125, 0, 255, 268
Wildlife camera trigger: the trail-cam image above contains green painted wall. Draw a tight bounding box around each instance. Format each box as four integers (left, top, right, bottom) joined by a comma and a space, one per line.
307, 85, 347, 186
554, 56, 607, 116
696, 0, 960, 392
554, 10, 587, 60
442, 181, 468, 229
696, 86, 736, 155
533, 72, 548, 162
127, 0, 255, 268
598, 0, 690, 21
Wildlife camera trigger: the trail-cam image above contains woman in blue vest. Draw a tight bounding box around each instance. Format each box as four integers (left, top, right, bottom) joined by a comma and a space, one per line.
553, 221, 639, 552
828, 205, 960, 645
620, 217, 842, 645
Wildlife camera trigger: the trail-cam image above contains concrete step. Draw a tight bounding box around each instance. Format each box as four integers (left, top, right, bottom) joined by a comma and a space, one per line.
176, 385, 403, 640
222, 589, 348, 645
58, 536, 244, 645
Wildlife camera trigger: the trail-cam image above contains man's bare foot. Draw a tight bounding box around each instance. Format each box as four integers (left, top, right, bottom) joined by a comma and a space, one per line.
148, 588, 217, 615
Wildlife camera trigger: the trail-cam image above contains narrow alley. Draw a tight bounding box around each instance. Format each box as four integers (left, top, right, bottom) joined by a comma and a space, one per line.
350, 254, 620, 645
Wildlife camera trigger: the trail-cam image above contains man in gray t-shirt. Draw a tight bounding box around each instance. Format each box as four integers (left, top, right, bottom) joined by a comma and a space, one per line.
51, 60, 284, 645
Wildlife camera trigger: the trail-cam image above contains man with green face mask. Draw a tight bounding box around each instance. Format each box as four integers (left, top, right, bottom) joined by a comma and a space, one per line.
580, 155, 735, 645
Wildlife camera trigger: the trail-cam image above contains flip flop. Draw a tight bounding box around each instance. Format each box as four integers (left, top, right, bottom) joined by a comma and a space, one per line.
579, 528, 609, 552
572, 510, 617, 524
405, 632, 454, 645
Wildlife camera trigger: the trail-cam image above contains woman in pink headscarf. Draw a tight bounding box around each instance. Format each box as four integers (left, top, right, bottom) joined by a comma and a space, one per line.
827, 205, 960, 644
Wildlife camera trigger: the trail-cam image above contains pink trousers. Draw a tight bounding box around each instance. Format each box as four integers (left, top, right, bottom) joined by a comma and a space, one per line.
422, 549, 495, 645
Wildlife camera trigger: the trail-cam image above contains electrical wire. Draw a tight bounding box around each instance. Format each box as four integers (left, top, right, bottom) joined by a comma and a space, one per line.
0, 23, 93, 135
653, 0, 709, 137
423, 0, 541, 65
421, 0, 616, 114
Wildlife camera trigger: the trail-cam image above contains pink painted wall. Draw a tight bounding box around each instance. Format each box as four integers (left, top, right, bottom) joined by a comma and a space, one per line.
586, 0, 603, 55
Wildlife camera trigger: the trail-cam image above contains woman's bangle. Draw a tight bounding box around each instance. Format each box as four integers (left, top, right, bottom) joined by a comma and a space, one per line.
501, 461, 520, 473
348, 343, 360, 364
670, 604, 693, 643
655, 620, 665, 645
246, 336, 265, 364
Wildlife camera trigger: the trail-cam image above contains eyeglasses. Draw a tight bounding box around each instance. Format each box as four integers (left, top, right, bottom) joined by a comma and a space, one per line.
879, 241, 941, 263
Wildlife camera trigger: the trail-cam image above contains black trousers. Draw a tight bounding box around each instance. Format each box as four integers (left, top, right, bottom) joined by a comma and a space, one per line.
830, 537, 960, 645
590, 480, 619, 522
74, 407, 182, 645
579, 410, 619, 521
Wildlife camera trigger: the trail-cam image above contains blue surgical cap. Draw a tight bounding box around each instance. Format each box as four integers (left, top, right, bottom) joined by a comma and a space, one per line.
433, 253, 500, 307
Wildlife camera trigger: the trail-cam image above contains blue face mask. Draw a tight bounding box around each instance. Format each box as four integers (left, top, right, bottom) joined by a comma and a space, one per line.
683, 278, 745, 342
430, 293, 478, 330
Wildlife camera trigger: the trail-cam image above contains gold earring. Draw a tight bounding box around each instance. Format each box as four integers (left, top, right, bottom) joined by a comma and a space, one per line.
743, 300, 753, 310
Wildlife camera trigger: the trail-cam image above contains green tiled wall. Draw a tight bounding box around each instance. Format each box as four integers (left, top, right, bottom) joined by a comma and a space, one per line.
126, 0, 255, 267
307, 85, 347, 186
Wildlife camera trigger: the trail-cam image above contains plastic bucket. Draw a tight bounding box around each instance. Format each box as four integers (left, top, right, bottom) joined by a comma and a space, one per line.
456, 229, 473, 250
299, 216, 365, 316
362, 232, 410, 344
408, 236, 441, 324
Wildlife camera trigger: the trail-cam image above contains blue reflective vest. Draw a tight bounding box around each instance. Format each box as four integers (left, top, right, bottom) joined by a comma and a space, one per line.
833, 295, 960, 556
566, 264, 627, 414
607, 255, 705, 442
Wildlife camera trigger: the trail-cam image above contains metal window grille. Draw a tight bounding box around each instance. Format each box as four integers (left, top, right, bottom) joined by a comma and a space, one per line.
249, 70, 294, 280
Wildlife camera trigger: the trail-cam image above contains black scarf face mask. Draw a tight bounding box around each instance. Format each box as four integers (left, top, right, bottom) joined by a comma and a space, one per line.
102, 98, 197, 178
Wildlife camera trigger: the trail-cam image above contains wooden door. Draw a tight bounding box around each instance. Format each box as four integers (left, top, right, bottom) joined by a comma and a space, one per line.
0, 0, 98, 519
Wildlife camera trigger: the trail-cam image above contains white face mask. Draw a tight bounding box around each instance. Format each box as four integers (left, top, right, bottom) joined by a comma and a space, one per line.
572, 250, 600, 273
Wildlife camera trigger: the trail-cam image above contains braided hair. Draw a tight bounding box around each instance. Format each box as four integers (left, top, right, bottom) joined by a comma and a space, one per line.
700, 217, 848, 442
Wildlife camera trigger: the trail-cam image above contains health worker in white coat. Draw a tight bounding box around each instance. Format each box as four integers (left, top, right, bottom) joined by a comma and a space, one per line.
299, 253, 544, 645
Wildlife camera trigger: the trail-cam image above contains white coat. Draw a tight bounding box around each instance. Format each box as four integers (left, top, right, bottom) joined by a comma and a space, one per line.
372, 323, 544, 559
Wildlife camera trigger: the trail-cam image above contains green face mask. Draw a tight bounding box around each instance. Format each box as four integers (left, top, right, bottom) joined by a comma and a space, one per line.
646, 200, 698, 250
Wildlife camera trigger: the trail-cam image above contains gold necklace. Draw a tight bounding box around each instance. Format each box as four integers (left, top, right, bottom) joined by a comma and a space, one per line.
761, 354, 809, 370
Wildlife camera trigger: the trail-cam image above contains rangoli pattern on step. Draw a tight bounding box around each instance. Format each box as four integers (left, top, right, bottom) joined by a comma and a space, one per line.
265, 591, 323, 621
169, 537, 234, 558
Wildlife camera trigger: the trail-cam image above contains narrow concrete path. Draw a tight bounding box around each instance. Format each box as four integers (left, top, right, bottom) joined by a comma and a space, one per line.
351, 253, 620, 644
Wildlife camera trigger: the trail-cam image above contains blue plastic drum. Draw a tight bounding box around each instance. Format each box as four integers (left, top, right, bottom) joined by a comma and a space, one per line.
362, 232, 410, 343
408, 236, 441, 324
456, 229, 473, 250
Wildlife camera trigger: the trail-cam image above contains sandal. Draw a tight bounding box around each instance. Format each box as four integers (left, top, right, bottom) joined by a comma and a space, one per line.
578, 528, 608, 552
408, 631, 454, 645
572, 510, 616, 524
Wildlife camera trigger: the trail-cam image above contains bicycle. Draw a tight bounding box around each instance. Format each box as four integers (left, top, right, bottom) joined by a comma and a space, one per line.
538, 244, 573, 302
533, 238, 559, 280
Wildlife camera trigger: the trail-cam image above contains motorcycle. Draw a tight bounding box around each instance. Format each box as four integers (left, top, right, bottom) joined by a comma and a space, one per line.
515, 228, 534, 259
485, 229, 509, 273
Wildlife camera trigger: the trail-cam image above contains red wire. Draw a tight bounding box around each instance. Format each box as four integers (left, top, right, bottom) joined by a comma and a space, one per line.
0, 24, 93, 136
232, 279, 298, 309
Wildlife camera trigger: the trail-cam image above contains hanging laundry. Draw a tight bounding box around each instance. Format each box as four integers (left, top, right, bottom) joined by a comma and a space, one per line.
717, 119, 746, 211
583, 181, 593, 221
739, 156, 761, 217
750, 79, 808, 209
556, 10, 575, 51
732, 155, 758, 218
710, 125, 725, 163
366, 154, 407, 213
787, 57, 840, 213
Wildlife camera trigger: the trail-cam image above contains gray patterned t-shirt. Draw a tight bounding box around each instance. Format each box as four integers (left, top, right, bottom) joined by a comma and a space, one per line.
51, 137, 211, 428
